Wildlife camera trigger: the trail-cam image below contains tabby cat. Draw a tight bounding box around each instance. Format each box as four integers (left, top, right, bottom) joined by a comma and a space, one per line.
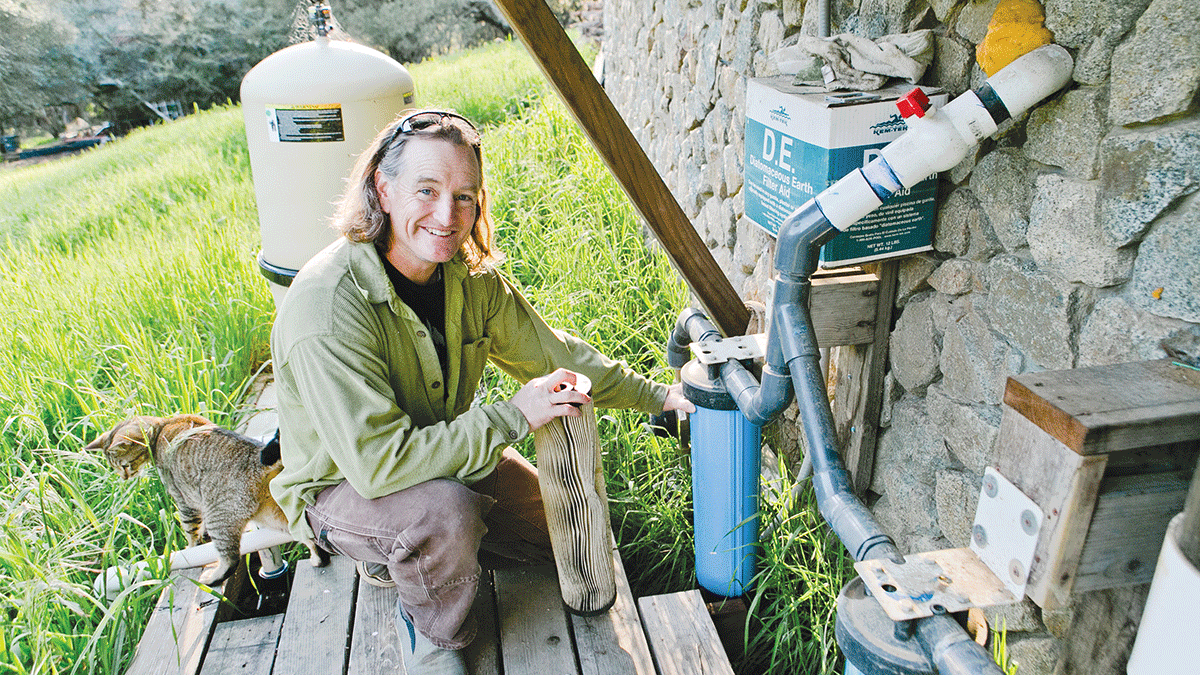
87, 414, 329, 583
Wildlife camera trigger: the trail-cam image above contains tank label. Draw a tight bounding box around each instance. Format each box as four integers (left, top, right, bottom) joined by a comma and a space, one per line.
266, 104, 345, 143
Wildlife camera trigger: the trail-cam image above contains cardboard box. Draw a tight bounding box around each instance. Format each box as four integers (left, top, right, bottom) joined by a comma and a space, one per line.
743, 78, 946, 267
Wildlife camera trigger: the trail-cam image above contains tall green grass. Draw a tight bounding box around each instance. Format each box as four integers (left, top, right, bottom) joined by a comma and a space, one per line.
0, 38, 848, 675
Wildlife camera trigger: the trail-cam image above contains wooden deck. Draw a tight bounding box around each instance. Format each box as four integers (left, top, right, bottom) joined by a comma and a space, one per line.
124, 546, 734, 675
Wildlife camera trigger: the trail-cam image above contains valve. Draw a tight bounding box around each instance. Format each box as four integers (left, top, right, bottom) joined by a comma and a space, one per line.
896, 88, 931, 119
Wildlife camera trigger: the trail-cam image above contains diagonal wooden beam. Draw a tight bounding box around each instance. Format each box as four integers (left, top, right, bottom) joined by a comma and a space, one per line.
490, 0, 750, 337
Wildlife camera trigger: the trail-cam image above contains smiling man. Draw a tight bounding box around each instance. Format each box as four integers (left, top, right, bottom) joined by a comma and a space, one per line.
269, 110, 692, 674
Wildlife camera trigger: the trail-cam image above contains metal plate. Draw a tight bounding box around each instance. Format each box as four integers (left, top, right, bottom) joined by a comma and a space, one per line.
854, 548, 1018, 621
971, 466, 1044, 599
690, 334, 767, 365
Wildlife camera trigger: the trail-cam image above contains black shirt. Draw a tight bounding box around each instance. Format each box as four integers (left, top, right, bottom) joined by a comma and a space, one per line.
383, 259, 449, 381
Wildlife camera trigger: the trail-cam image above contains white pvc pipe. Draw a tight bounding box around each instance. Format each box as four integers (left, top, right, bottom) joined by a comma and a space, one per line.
880, 44, 1073, 189
169, 528, 295, 570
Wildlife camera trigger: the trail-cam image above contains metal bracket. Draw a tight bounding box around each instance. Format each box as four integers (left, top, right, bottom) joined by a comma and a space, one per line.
855, 548, 1017, 621
971, 466, 1044, 600
690, 334, 767, 365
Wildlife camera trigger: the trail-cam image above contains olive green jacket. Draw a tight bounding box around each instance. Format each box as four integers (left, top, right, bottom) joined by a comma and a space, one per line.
270, 238, 667, 540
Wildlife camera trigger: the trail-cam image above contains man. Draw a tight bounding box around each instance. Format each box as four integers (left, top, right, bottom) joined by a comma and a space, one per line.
270, 110, 693, 673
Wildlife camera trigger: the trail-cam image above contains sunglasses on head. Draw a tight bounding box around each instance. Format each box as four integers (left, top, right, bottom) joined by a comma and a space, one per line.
377, 110, 480, 159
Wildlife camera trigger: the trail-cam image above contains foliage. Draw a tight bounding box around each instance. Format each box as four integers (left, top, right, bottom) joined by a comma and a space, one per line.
0, 36, 854, 675
57, 0, 297, 131
0, 1, 89, 135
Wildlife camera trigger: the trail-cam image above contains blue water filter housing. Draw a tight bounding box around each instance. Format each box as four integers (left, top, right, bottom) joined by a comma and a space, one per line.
682, 359, 763, 597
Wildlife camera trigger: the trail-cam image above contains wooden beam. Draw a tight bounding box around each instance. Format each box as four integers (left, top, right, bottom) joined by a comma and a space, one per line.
568, 543, 657, 675
1004, 359, 1200, 455
274, 555, 357, 675
124, 567, 225, 675
198, 615, 283, 675
637, 590, 735, 675
829, 261, 897, 494
489, 0, 750, 337
493, 565, 577, 675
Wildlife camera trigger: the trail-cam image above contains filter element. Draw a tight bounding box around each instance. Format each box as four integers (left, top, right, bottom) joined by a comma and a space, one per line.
532, 374, 617, 616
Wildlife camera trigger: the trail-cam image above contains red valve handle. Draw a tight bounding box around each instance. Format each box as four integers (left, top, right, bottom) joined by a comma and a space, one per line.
897, 88, 931, 119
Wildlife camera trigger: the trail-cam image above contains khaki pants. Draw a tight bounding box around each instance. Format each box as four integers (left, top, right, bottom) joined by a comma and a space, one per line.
305, 448, 552, 649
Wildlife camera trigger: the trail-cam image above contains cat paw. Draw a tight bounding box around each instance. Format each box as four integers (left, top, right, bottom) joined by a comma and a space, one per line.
310, 546, 331, 568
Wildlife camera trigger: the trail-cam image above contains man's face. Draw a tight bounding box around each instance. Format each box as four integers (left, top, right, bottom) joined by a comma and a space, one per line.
376, 137, 480, 284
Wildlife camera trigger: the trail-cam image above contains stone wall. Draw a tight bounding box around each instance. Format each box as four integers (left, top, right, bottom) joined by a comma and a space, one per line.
601, 1, 1200, 673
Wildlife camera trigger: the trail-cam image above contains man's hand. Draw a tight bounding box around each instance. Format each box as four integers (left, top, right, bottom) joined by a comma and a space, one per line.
510, 368, 592, 431
661, 382, 695, 414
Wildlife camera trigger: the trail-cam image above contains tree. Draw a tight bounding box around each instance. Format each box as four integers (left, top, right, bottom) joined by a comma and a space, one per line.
0, 1, 89, 136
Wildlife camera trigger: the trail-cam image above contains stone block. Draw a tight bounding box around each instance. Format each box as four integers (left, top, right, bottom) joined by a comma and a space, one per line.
1006, 635, 1063, 675
929, 292, 969, 334
870, 396, 951, 500
1128, 194, 1200, 323
934, 467, 979, 548
719, 5, 739, 62
1028, 174, 1136, 288
970, 149, 1036, 251
1042, 0, 1151, 49
983, 599, 1046, 634
758, 10, 785, 56
926, 382, 1000, 473
734, 215, 770, 274
891, 293, 941, 394
930, 32, 975, 96
934, 187, 1003, 261
984, 254, 1086, 371
1078, 296, 1199, 366
896, 253, 939, 307
1099, 119, 1200, 246
928, 258, 978, 296
952, 0, 1001, 43
940, 296, 1025, 405
1025, 86, 1108, 180
782, 0, 803, 27
724, 144, 743, 196
1109, 0, 1200, 126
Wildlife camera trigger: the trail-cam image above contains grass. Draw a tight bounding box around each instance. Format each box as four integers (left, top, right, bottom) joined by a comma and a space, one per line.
0, 37, 850, 675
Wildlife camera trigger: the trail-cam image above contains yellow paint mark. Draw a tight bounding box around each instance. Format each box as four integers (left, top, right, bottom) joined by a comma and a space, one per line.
1152, 287, 1164, 299
976, 0, 1055, 77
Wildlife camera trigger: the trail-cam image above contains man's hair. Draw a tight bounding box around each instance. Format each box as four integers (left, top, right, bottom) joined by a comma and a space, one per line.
333, 112, 500, 272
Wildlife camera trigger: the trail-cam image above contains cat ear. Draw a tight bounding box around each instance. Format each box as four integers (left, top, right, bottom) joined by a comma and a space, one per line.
84, 426, 118, 451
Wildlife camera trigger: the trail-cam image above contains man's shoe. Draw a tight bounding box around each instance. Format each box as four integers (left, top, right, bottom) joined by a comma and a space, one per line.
397, 600, 467, 675
356, 560, 395, 588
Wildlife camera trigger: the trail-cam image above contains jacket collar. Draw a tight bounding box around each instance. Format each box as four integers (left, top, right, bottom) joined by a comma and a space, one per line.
345, 240, 469, 309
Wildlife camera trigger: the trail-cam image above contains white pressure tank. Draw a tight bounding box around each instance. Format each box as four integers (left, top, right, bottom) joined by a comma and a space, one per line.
241, 17, 415, 307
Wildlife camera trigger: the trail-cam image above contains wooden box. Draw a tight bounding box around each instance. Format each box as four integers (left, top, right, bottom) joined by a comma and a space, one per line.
995, 359, 1200, 609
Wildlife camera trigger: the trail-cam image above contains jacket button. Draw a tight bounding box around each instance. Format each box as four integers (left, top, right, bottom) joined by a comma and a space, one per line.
507, 430, 518, 440
431, 381, 441, 389
417, 330, 427, 338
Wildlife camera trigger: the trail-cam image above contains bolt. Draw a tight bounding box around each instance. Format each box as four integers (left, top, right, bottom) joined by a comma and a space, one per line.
1021, 509, 1039, 535
983, 474, 998, 498
973, 524, 988, 548
1010, 559, 1025, 583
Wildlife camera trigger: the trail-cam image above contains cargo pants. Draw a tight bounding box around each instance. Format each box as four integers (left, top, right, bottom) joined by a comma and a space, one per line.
304, 447, 553, 650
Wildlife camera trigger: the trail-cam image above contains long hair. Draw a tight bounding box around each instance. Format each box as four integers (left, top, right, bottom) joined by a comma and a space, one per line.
332, 111, 501, 272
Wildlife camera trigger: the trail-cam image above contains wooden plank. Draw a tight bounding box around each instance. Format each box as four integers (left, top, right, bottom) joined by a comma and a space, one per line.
464, 571, 501, 675
346, 578, 405, 675
493, 565, 577, 675
125, 567, 225, 675
489, 0, 749, 337
1004, 359, 1200, 455
274, 555, 357, 675
637, 590, 735, 675
1073, 469, 1192, 592
995, 408, 1108, 610
569, 544, 656, 675
198, 614, 283, 675
810, 272, 879, 348
829, 260, 896, 495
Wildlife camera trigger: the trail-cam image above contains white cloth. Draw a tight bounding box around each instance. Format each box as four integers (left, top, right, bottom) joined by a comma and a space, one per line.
769, 30, 935, 91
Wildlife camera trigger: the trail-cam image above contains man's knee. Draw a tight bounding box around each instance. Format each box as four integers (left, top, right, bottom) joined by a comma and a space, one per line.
398, 479, 493, 549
